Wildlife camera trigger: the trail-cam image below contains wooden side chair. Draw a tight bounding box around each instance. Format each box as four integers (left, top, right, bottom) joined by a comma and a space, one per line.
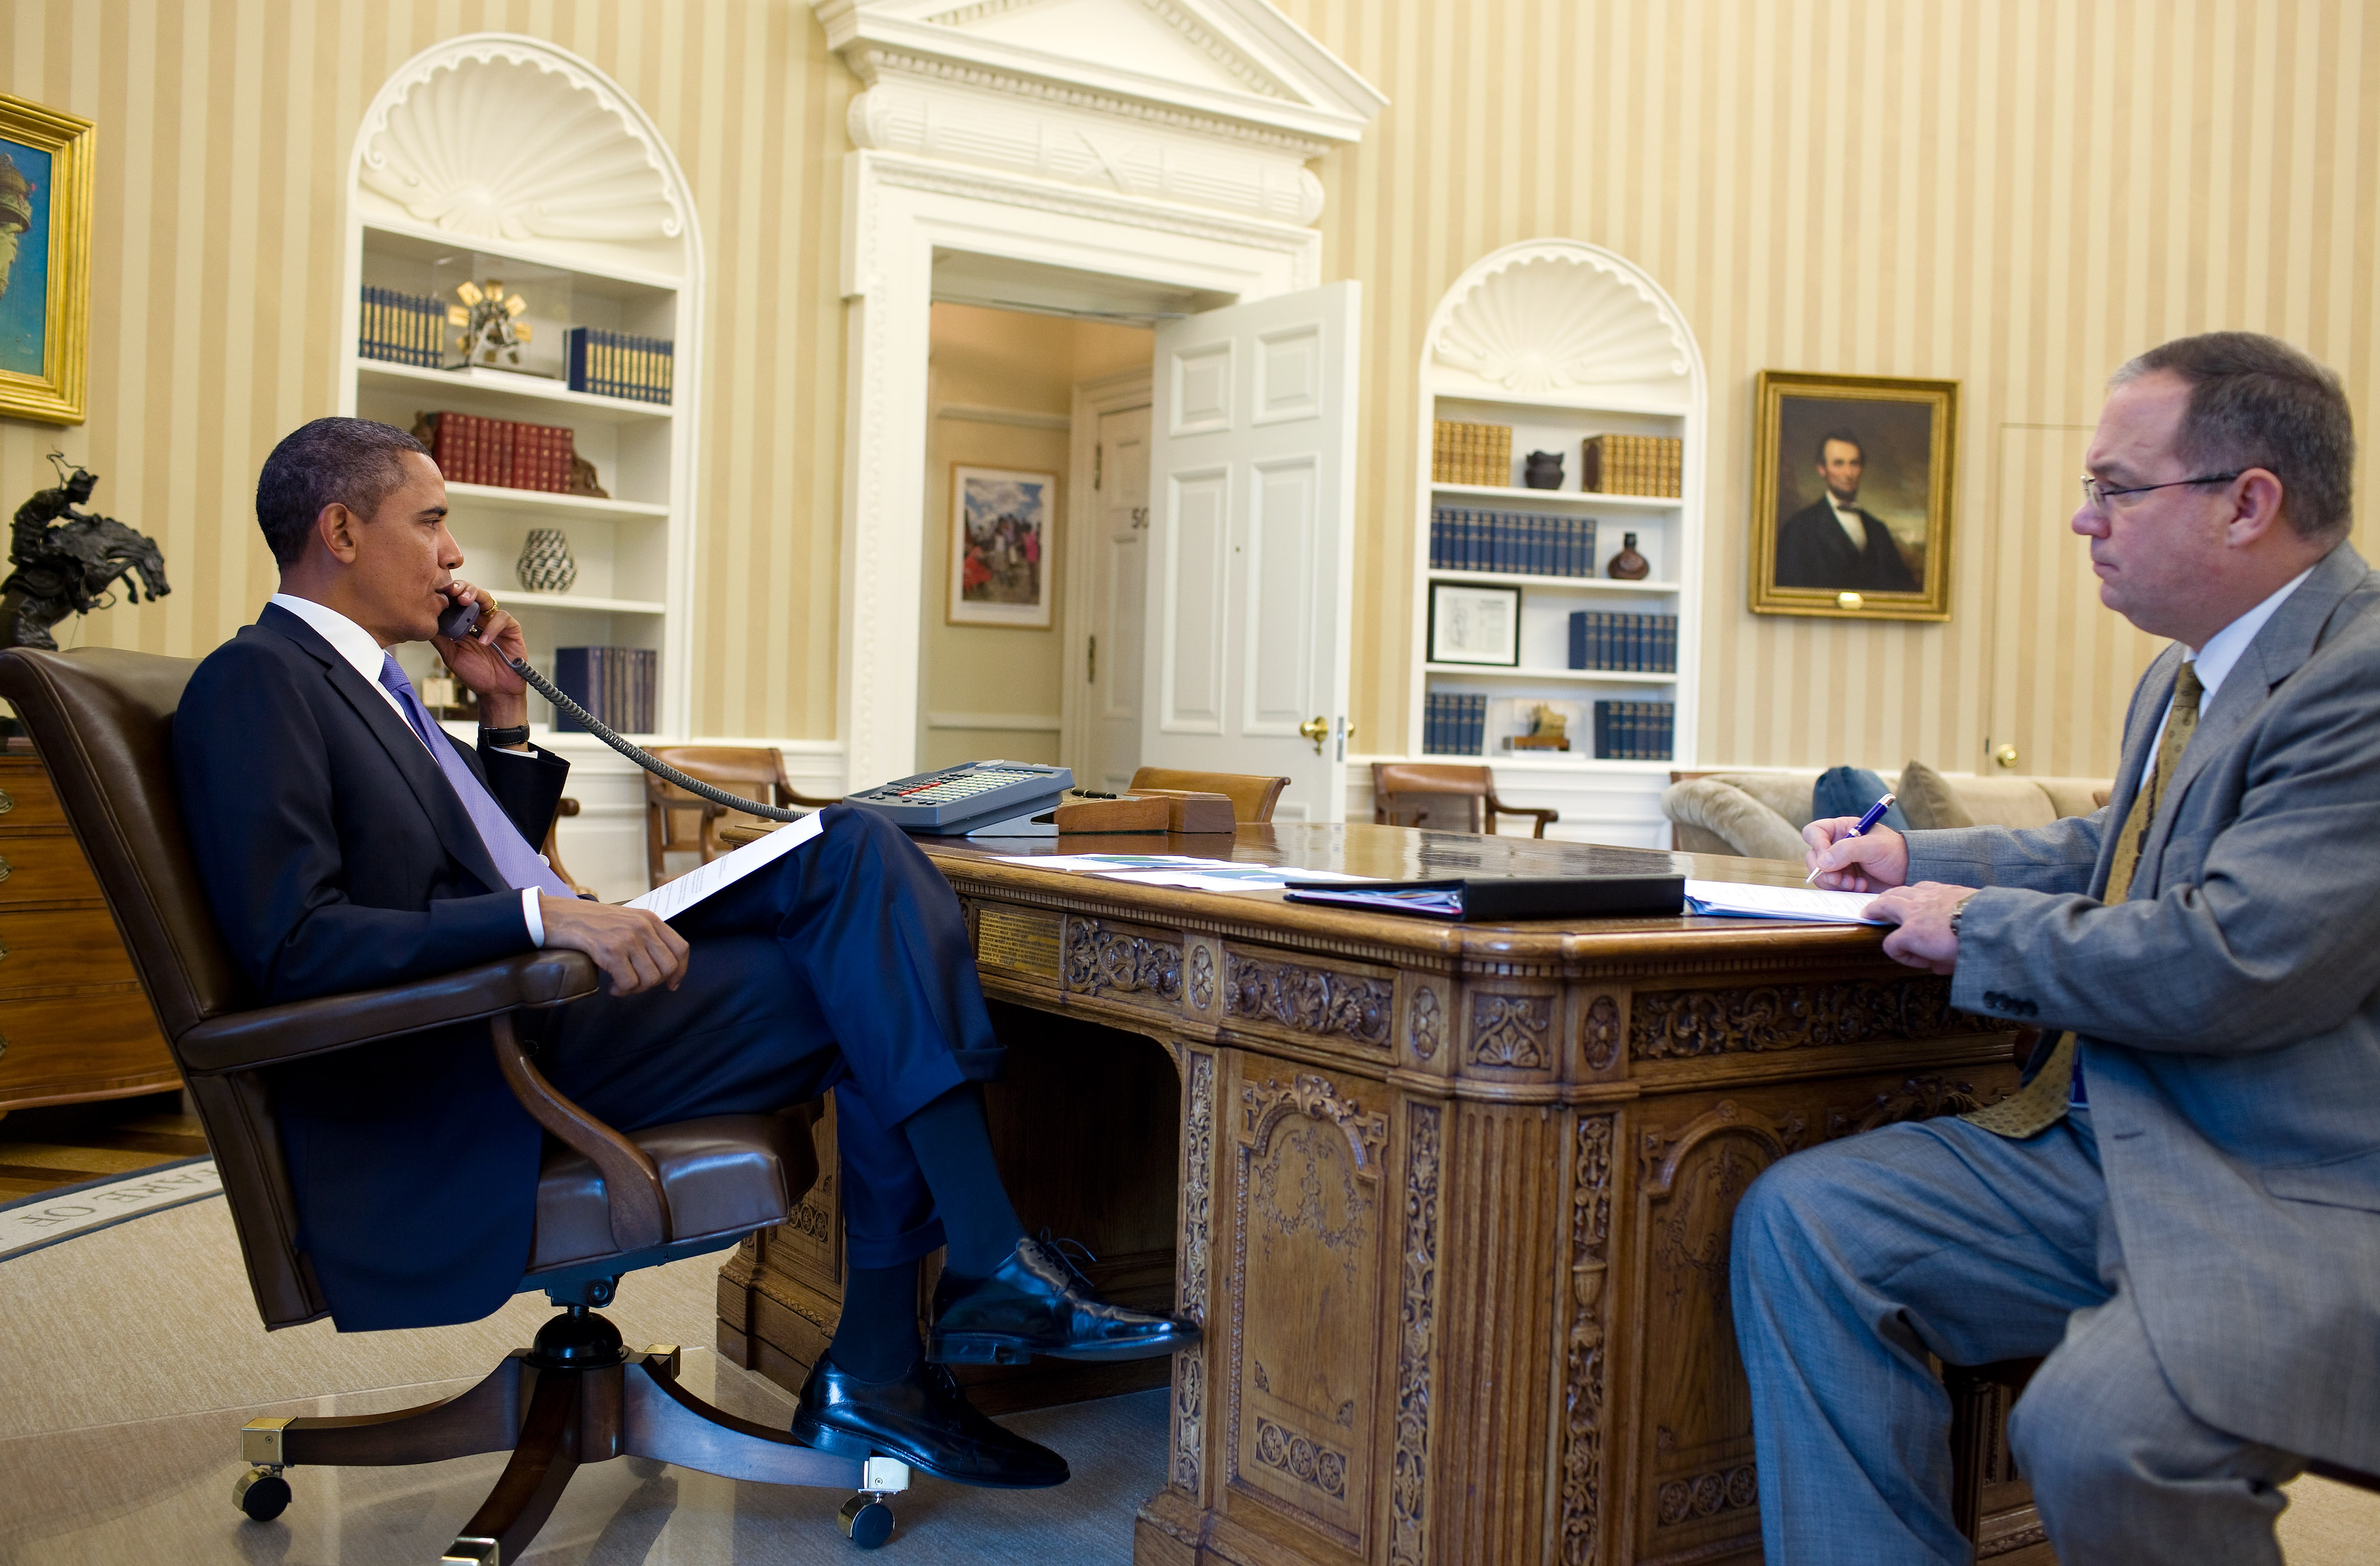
1371, 761, 1558, 838
1127, 766, 1290, 824
542, 796, 594, 897
646, 746, 838, 884
0, 647, 910, 1560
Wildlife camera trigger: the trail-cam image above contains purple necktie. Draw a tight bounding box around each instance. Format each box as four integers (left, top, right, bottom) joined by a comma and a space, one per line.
377, 654, 575, 898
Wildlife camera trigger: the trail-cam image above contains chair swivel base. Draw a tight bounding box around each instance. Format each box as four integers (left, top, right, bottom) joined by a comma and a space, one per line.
230, 1306, 911, 1563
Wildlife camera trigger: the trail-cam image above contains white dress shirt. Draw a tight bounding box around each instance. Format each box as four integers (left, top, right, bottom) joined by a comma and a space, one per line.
2146, 565, 2316, 761
266, 593, 546, 945
1829, 495, 1869, 551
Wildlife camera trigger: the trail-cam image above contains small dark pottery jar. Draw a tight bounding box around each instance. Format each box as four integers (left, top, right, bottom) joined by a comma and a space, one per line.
1522, 450, 1565, 489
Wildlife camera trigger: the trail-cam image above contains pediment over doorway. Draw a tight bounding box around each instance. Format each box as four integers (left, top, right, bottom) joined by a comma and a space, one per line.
814, 0, 1383, 224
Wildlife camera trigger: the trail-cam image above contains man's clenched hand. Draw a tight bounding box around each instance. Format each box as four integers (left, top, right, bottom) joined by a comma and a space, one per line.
538, 896, 689, 995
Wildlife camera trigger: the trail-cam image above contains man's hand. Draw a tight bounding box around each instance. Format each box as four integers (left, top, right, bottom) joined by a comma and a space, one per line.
1864, 882, 1976, 975
1803, 818, 1912, 892
432, 580, 530, 730
539, 896, 690, 995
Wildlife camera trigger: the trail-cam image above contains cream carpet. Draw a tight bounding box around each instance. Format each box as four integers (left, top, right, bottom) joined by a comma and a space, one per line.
1, 1196, 2373, 1563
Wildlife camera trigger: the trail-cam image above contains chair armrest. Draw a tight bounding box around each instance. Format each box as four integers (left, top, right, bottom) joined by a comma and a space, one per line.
176, 950, 601, 1076
491, 1013, 668, 1252
1485, 791, 1560, 837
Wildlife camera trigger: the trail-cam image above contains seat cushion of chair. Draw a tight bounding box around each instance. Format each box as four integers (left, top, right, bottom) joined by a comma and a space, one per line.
531, 1113, 812, 1271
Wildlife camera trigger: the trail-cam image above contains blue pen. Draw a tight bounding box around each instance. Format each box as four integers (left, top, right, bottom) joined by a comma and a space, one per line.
1807, 791, 1896, 884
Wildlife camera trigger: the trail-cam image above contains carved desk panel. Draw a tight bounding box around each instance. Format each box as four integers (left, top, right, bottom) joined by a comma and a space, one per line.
716, 824, 2053, 1566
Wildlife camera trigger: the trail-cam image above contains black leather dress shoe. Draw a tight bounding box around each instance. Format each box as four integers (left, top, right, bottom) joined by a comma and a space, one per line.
929, 1235, 1200, 1366
791, 1353, 1069, 1489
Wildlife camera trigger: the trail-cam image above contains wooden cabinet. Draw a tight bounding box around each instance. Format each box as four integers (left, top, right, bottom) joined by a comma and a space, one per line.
0, 740, 180, 1111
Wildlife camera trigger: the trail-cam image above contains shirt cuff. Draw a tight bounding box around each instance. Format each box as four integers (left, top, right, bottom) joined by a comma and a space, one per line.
521, 886, 546, 948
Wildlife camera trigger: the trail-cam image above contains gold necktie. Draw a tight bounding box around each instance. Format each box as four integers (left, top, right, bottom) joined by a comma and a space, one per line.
1962, 661, 2203, 1138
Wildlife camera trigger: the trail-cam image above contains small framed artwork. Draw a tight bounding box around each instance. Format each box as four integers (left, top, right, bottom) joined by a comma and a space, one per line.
0, 92, 95, 425
1428, 582, 1521, 666
1749, 370, 1959, 620
948, 464, 1057, 628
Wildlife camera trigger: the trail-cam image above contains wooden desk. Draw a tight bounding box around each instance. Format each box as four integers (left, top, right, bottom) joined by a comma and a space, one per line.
716, 823, 2049, 1565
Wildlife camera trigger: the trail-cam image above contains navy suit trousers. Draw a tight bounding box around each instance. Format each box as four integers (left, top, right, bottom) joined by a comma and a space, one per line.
533, 804, 1004, 1269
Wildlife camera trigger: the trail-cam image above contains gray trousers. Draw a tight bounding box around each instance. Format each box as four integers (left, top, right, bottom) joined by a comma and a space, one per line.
1729, 1108, 2304, 1563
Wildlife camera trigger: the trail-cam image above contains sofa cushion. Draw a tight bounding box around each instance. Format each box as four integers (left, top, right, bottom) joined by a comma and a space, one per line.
1704, 771, 1818, 827
2033, 776, 2110, 819
1659, 779, 1809, 862
1897, 761, 1976, 830
1948, 775, 2060, 829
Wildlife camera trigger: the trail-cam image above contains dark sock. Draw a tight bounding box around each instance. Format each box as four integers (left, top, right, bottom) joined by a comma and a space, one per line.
828, 1260, 923, 1382
901, 1084, 1025, 1276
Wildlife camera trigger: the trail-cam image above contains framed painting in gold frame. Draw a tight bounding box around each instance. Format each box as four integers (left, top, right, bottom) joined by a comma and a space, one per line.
0, 92, 95, 426
1748, 371, 1959, 621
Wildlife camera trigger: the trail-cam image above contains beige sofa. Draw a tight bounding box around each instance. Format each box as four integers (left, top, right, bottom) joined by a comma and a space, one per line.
1662, 764, 2112, 861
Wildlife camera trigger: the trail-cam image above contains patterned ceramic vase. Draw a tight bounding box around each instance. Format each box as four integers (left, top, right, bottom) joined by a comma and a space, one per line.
515, 528, 578, 594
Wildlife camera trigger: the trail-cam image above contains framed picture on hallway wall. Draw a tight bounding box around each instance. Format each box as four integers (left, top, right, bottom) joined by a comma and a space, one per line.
1748, 371, 1960, 621
948, 464, 1058, 628
0, 92, 95, 425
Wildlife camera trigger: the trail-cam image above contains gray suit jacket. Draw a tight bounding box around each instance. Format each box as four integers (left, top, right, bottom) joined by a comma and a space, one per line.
1909, 540, 2380, 1471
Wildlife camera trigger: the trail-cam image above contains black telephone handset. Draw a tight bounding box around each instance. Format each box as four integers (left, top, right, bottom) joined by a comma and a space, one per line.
438, 594, 482, 643
427, 590, 807, 822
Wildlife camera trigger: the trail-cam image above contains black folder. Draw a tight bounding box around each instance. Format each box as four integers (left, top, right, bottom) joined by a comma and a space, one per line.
1281, 874, 1684, 922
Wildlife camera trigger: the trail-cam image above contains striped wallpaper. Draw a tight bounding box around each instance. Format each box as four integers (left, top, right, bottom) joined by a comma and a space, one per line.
1277, 0, 2379, 779
0, 0, 852, 741
5, 0, 2374, 780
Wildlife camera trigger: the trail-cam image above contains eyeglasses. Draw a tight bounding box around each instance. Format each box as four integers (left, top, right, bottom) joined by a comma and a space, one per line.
2078, 472, 2243, 511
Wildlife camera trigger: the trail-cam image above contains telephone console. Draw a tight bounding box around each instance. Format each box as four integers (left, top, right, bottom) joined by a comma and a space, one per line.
435, 596, 1066, 834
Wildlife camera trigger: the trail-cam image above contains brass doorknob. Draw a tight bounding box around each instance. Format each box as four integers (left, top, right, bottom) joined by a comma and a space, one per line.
1994, 744, 2020, 769
1299, 716, 1329, 755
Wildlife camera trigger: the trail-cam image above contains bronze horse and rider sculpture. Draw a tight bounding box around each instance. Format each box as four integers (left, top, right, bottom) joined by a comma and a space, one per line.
2, 454, 171, 651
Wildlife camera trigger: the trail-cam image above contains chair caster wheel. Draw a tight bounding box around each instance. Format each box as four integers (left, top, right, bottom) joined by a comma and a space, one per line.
234, 1466, 292, 1521
838, 1493, 895, 1549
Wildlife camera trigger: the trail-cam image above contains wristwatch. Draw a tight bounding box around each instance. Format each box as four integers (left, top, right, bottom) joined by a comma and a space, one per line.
479, 723, 531, 749
1947, 891, 1980, 936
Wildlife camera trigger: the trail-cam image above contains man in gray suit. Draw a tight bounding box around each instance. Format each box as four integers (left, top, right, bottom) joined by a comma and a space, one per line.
1733, 331, 2380, 1563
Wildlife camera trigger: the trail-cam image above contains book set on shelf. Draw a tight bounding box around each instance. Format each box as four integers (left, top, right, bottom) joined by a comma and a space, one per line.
414, 410, 579, 493
565, 327, 673, 406
1431, 420, 1514, 486
359, 286, 447, 367
1422, 691, 1489, 757
1429, 507, 1598, 577
1592, 700, 1675, 761
1568, 611, 1678, 673
1579, 433, 1684, 497
553, 646, 657, 733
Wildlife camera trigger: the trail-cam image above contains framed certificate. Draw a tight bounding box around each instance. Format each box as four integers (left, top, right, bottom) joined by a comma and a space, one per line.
1428, 583, 1520, 666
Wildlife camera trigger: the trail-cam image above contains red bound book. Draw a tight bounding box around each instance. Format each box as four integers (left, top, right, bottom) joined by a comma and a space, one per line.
496, 419, 517, 489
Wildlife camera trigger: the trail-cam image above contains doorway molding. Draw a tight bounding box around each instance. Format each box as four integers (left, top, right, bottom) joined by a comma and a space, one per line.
1062, 365, 1156, 781
811, 0, 1382, 790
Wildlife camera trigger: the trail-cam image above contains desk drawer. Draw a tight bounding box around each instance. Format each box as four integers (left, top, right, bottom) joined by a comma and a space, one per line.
0, 832, 105, 906
0, 764, 66, 831
0, 904, 138, 994
0, 987, 176, 1106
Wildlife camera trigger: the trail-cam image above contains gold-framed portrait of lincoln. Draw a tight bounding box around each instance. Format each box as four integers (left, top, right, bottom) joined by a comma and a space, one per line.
1748, 370, 1959, 621
0, 92, 95, 427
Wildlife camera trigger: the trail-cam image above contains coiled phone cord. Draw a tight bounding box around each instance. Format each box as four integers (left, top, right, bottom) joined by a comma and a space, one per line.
501, 651, 812, 823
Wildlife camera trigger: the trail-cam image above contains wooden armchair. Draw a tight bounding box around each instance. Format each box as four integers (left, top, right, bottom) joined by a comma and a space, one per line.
1371, 761, 1558, 838
0, 647, 907, 1559
1127, 766, 1290, 824
646, 746, 838, 884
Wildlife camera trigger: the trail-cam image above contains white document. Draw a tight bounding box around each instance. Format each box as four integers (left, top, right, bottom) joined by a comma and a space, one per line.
1683, 879, 1886, 925
628, 811, 825, 922
1094, 865, 1370, 893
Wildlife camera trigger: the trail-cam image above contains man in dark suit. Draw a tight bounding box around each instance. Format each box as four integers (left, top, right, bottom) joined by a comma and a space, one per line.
175, 417, 1191, 1489
1773, 429, 1920, 592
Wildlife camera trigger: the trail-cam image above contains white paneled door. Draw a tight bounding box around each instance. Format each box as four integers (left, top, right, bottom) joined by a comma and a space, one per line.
1141, 282, 1361, 822
1083, 402, 1152, 793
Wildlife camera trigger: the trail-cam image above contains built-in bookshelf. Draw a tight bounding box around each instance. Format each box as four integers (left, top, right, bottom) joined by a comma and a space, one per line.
1393, 241, 1707, 845
343, 218, 691, 742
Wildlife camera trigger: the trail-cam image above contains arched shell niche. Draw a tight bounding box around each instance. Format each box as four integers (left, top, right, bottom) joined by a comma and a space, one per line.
1426, 240, 1698, 406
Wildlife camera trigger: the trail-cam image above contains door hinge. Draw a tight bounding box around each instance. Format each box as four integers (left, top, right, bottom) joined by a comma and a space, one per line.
1087, 635, 1097, 683
1093, 444, 1102, 491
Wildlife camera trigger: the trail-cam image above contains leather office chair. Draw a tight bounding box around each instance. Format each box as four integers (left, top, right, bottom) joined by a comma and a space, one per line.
646, 746, 838, 884
1371, 761, 1559, 838
1126, 766, 1289, 823
0, 648, 908, 1561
